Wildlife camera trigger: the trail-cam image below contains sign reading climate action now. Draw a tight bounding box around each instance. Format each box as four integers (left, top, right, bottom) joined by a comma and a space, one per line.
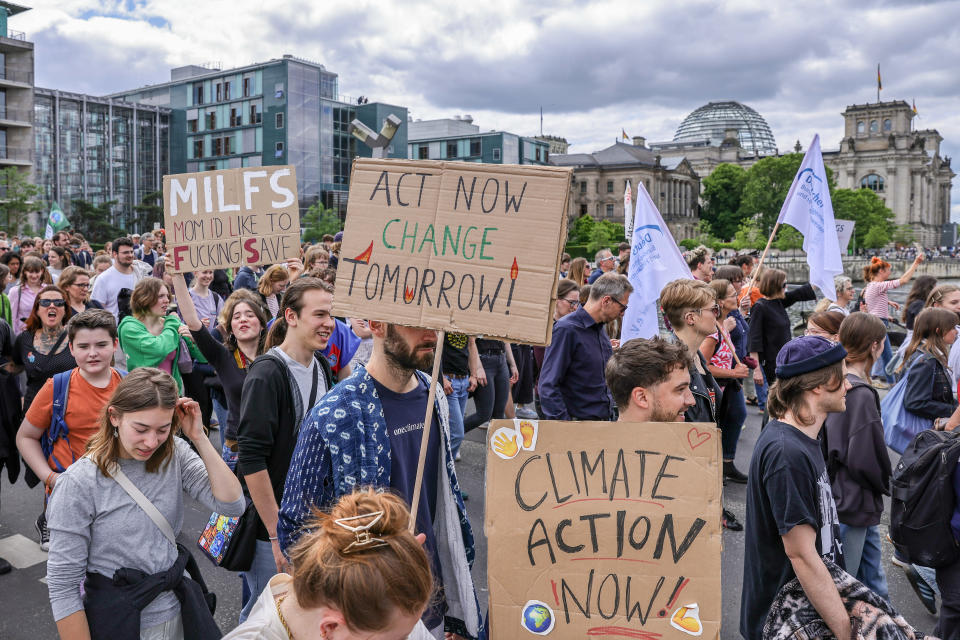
486, 419, 722, 639
333, 159, 571, 345
163, 166, 301, 273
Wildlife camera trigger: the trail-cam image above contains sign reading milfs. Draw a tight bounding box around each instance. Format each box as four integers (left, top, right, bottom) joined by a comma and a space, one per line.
163, 166, 301, 273
334, 159, 571, 345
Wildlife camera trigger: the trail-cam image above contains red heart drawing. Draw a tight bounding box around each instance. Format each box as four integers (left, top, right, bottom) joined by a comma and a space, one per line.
687, 427, 711, 450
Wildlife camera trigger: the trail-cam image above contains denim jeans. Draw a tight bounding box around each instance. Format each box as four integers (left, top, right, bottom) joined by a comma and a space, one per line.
838, 523, 889, 600
871, 321, 895, 383
239, 539, 277, 622
937, 557, 960, 639
464, 352, 509, 432
140, 613, 183, 640
446, 375, 471, 458
718, 384, 746, 460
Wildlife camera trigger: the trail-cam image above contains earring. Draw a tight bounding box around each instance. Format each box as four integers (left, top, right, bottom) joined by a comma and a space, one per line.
113, 427, 118, 438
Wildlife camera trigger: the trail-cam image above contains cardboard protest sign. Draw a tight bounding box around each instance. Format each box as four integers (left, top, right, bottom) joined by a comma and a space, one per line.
486, 419, 722, 639
333, 159, 571, 345
163, 166, 301, 273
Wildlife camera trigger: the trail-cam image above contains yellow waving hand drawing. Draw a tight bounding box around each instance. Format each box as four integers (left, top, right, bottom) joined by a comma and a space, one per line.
491, 427, 521, 460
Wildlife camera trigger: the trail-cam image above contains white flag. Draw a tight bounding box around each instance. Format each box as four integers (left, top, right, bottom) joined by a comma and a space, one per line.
776, 134, 843, 301
623, 180, 633, 239
621, 181, 692, 344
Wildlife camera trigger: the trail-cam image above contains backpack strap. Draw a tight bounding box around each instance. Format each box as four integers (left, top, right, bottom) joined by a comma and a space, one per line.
43, 370, 74, 472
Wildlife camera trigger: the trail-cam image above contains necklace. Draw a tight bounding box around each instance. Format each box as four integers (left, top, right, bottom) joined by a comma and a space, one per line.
276, 595, 295, 640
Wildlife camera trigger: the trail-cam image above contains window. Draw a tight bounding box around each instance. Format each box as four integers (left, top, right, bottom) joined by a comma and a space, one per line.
224, 136, 233, 155
193, 139, 203, 158
860, 174, 885, 192
243, 77, 251, 97
187, 118, 198, 133
606, 180, 614, 193
469, 138, 481, 156
230, 108, 239, 127
492, 148, 501, 161
446, 141, 457, 158
870, 120, 878, 133
275, 141, 284, 158
205, 111, 216, 130
223, 81, 231, 100
215, 83, 222, 102
857, 121, 865, 134
276, 112, 284, 129
275, 83, 284, 99
580, 204, 588, 216
193, 84, 204, 105
249, 103, 261, 124
580, 181, 586, 194
418, 146, 429, 160
883, 118, 892, 131
535, 147, 541, 161
606, 204, 614, 217
544, 150, 549, 163
213, 137, 222, 156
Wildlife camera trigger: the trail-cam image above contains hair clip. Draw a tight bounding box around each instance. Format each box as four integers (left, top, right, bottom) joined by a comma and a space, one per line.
334, 510, 390, 554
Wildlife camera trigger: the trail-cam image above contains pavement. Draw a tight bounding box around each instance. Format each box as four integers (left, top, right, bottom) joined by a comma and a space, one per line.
0, 401, 942, 639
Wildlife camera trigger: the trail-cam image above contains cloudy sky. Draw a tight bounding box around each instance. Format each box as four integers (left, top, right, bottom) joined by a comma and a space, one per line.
15, 0, 960, 220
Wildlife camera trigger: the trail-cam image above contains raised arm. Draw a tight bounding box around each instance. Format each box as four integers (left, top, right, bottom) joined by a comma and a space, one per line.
166, 257, 202, 331
899, 253, 925, 285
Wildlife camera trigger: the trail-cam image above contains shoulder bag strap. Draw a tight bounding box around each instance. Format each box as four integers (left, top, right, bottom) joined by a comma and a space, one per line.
110, 464, 177, 547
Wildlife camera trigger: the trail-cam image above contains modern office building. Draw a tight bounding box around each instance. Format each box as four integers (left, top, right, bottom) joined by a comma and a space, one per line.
0, 1, 34, 177
110, 55, 408, 215
33, 88, 170, 230
407, 116, 551, 165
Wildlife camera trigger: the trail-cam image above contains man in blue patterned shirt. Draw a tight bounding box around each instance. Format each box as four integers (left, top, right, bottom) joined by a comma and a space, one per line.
278, 321, 481, 640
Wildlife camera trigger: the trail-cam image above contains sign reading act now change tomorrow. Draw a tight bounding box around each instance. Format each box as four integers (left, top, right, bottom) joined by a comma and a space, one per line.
486, 419, 722, 639
333, 159, 571, 345
163, 166, 302, 273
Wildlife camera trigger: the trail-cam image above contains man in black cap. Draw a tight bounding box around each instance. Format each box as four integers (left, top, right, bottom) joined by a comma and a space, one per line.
740, 336, 851, 640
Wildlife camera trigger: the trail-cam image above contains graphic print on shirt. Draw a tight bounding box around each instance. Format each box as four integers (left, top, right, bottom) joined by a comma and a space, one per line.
817, 469, 844, 564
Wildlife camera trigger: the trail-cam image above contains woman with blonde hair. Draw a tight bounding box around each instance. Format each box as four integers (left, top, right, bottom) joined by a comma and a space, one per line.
224, 489, 433, 639
58, 266, 98, 315
118, 277, 203, 393
45, 368, 244, 639
257, 265, 290, 319
565, 256, 589, 287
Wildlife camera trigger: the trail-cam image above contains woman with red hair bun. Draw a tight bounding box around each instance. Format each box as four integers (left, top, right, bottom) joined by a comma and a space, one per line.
862, 253, 924, 384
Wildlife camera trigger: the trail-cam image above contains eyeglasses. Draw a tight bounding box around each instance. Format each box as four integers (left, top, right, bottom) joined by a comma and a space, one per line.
608, 297, 628, 312
561, 297, 581, 308
692, 305, 720, 317
72, 282, 90, 289
38, 299, 65, 308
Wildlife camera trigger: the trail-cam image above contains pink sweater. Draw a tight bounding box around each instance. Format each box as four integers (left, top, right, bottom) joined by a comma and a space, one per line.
863, 280, 900, 318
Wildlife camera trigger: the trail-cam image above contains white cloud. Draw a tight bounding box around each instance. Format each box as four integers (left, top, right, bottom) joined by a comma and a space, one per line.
11, 0, 960, 221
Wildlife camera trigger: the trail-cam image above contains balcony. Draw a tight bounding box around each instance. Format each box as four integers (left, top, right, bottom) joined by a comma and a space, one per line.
0, 145, 32, 165
4, 30, 25, 41
0, 68, 32, 86
0, 105, 31, 126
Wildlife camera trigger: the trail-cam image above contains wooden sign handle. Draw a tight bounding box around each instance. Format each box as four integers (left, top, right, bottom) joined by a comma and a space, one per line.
409, 330, 446, 533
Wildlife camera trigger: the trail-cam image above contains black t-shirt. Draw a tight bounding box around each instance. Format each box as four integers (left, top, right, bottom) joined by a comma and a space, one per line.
442, 332, 470, 376
740, 419, 844, 640
12, 330, 76, 412
373, 377, 446, 629
475, 338, 504, 354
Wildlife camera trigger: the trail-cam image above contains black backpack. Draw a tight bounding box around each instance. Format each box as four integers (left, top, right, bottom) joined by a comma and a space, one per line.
889, 429, 960, 567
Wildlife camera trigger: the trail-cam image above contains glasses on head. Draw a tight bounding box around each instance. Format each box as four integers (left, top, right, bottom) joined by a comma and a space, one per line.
38, 299, 65, 308
561, 297, 581, 308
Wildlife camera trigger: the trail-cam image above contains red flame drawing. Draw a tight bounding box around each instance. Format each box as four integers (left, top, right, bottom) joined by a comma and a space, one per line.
510, 257, 519, 280
404, 287, 415, 303
353, 241, 374, 264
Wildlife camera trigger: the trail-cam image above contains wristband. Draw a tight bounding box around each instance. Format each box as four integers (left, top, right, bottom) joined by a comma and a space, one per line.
44, 471, 56, 488
269, 535, 279, 541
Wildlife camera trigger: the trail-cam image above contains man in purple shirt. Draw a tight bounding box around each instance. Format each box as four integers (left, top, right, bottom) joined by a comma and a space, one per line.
539, 273, 632, 420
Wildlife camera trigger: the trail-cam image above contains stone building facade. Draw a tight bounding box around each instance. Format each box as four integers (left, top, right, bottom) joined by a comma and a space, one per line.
551, 139, 701, 240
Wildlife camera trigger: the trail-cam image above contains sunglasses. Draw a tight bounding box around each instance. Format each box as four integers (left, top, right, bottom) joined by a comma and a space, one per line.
38, 299, 65, 308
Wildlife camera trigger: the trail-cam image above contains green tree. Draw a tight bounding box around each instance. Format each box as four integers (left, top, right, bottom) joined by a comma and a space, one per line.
701, 163, 748, 240
0, 167, 41, 235
773, 225, 803, 251
831, 188, 894, 248
132, 190, 163, 233
300, 203, 343, 243
568, 214, 596, 244
731, 219, 766, 250
587, 222, 614, 254
892, 224, 915, 247
70, 199, 124, 242
738, 154, 835, 235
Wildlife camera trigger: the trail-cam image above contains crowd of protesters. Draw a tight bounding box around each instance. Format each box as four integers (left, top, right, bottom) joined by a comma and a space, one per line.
0, 226, 955, 639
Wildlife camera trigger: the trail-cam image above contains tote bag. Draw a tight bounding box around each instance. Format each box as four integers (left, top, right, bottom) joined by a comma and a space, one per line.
881, 358, 934, 455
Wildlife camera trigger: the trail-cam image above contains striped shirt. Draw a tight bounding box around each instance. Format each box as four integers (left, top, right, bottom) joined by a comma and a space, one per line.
863, 280, 900, 318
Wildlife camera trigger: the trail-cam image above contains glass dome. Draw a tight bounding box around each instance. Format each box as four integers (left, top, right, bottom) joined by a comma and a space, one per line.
673, 101, 778, 156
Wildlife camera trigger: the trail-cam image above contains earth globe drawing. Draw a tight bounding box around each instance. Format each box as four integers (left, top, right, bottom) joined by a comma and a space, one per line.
521, 600, 555, 635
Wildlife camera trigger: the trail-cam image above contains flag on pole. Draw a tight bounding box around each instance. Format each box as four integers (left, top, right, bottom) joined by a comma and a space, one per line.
620, 181, 692, 344
776, 134, 843, 301
877, 64, 882, 91
622, 129, 629, 140
623, 180, 633, 239
44, 202, 69, 240
912, 99, 918, 115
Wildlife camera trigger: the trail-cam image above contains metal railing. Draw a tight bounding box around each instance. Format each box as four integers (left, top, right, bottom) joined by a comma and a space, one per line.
0, 146, 33, 162
0, 106, 31, 122
0, 68, 33, 84
4, 30, 26, 41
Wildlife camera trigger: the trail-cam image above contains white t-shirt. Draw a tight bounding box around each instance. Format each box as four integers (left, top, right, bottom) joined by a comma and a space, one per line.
91, 266, 137, 320
271, 347, 326, 411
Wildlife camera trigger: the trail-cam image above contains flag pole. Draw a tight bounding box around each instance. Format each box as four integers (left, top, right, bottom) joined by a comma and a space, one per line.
740, 220, 780, 304
409, 329, 446, 533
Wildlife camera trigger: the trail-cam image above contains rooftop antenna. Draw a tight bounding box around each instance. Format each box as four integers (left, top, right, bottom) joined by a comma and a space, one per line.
540, 106, 543, 137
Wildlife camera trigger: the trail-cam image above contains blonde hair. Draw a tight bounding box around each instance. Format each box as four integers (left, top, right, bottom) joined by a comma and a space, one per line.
85, 368, 181, 477
288, 489, 433, 631
659, 278, 716, 328
566, 257, 589, 287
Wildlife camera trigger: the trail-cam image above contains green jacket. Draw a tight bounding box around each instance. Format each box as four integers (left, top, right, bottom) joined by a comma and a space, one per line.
0, 293, 10, 327
118, 314, 205, 392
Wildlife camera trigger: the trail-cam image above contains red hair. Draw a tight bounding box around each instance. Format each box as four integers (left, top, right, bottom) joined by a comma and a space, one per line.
862, 256, 890, 282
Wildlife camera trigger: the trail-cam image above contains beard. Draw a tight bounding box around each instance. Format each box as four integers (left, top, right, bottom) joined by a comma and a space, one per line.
383, 324, 436, 372
650, 397, 685, 422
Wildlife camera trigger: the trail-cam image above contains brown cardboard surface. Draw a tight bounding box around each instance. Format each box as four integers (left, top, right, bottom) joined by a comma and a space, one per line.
485, 419, 722, 639
332, 159, 571, 345
163, 166, 301, 273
